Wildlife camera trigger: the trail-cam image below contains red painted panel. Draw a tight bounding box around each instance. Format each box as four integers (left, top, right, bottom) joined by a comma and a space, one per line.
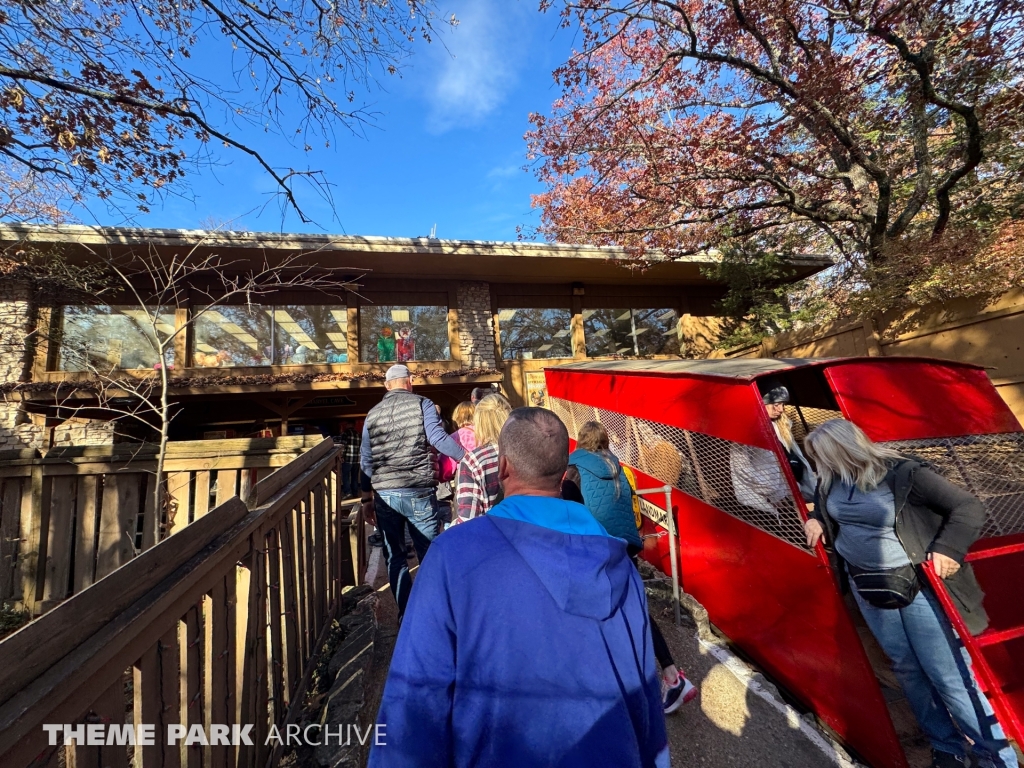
545, 368, 777, 450
824, 361, 1022, 442
631, 465, 907, 768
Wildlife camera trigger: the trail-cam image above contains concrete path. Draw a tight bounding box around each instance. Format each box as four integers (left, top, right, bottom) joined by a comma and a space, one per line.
646, 589, 854, 768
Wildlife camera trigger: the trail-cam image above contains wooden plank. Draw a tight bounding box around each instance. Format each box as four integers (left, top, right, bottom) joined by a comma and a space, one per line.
72, 476, 99, 594
204, 569, 237, 768
96, 474, 141, 580
0, 478, 22, 599
20, 464, 51, 613
181, 604, 203, 768
300, 500, 315, 665
235, 559, 251, 732
313, 484, 327, 633
43, 476, 77, 605
193, 470, 211, 521
448, 284, 463, 364
0, 498, 250, 705
134, 642, 161, 768
248, 438, 335, 508
159, 625, 183, 768
254, 541, 270, 768
266, 528, 285, 731
279, 513, 301, 700
216, 469, 238, 508
141, 474, 159, 550
166, 471, 192, 536
72, 678, 131, 768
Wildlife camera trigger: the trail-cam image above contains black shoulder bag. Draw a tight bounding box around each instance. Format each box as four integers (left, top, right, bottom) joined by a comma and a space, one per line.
821, 487, 920, 610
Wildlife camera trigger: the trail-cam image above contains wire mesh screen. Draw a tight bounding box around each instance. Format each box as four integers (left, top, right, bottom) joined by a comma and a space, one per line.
881, 433, 1024, 539
551, 397, 812, 551
791, 407, 844, 443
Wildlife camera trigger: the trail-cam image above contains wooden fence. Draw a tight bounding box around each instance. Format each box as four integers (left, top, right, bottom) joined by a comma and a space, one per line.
0, 435, 326, 616
721, 288, 1024, 423
0, 435, 360, 768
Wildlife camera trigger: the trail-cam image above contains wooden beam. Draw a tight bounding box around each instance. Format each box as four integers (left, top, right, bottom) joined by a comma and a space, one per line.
447, 284, 463, 365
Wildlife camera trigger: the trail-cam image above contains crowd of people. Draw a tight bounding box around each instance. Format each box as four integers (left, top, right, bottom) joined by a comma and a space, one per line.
352, 364, 1016, 768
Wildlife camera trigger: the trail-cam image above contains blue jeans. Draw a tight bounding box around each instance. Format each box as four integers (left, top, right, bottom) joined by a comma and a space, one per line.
374, 488, 440, 617
853, 585, 1018, 767
340, 462, 359, 497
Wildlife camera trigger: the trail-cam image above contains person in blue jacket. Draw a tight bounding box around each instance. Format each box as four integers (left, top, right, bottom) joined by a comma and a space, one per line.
369, 408, 669, 768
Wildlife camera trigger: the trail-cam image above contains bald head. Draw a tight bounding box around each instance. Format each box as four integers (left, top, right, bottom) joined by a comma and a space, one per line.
498, 408, 569, 497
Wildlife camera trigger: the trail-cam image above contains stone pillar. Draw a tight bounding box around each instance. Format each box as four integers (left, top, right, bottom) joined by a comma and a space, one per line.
456, 282, 496, 368
0, 282, 115, 451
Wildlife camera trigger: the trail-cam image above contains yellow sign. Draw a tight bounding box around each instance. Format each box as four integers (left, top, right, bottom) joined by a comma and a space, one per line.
524, 371, 549, 408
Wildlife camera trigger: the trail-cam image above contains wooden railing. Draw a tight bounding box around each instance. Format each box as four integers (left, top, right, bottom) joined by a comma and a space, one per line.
0, 435, 325, 615
0, 436, 358, 768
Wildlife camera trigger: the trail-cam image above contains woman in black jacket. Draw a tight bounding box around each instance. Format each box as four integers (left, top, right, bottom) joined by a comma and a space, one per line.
804, 419, 1016, 768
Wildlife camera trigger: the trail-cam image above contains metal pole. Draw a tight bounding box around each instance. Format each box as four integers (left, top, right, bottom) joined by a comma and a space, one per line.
635, 484, 682, 627
664, 484, 681, 627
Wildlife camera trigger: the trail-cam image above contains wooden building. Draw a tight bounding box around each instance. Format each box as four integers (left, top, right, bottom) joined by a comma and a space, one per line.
0, 224, 828, 447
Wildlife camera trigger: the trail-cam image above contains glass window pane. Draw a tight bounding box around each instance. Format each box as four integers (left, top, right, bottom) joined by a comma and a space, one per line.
59, 306, 175, 371
271, 306, 349, 364
499, 308, 573, 360
584, 308, 680, 357
359, 305, 451, 362
194, 306, 272, 367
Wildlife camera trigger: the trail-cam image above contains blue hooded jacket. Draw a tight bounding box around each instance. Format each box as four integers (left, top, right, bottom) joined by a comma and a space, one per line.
569, 449, 644, 550
369, 494, 668, 768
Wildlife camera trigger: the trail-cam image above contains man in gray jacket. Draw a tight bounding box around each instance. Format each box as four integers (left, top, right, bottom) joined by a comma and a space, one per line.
360, 364, 465, 617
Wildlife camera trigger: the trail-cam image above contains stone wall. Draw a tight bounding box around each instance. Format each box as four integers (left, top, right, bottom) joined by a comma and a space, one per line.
456, 282, 496, 368
0, 280, 115, 451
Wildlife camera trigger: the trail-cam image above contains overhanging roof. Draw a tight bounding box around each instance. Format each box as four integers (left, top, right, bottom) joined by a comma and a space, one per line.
550, 356, 986, 381
0, 223, 832, 286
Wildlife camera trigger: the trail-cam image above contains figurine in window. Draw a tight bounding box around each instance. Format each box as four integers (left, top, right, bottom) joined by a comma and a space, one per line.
325, 344, 348, 364
396, 325, 415, 362
196, 350, 230, 367
290, 345, 309, 364
377, 325, 396, 362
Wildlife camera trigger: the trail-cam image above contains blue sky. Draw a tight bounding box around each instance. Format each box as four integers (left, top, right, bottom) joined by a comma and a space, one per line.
84, 1, 576, 242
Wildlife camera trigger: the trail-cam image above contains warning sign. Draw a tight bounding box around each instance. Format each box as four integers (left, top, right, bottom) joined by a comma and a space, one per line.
638, 496, 668, 528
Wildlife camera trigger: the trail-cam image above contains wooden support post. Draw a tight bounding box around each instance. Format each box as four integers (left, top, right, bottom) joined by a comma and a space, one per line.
347, 292, 360, 365
571, 283, 586, 360
448, 284, 463, 365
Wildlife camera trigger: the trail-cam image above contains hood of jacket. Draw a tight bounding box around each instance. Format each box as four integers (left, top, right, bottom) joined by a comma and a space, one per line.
487, 495, 632, 621
570, 448, 621, 481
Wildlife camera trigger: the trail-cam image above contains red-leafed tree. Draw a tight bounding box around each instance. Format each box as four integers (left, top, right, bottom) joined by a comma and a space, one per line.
528, 0, 1024, 286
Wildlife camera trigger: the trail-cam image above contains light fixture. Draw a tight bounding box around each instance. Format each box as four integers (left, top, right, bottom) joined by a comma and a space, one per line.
553, 329, 570, 338
391, 309, 411, 323
330, 309, 349, 328
497, 309, 517, 322
615, 310, 632, 322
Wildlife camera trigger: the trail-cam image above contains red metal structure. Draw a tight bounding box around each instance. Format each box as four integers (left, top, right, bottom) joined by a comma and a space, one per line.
545, 357, 1024, 768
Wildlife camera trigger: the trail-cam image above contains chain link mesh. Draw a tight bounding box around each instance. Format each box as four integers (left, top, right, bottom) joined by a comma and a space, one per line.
551, 397, 812, 551
881, 433, 1024, 539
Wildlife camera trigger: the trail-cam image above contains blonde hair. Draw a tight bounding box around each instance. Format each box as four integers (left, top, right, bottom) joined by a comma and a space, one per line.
775, 410, 795, 451
453, 401, 475, 429
804, 419, 903, 493
474, 393, 513, 447
577, 421, 610, 452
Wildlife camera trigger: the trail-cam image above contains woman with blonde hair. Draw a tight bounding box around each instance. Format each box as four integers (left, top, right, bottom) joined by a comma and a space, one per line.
804, 419, 1015, 768
454, 393, 513, 524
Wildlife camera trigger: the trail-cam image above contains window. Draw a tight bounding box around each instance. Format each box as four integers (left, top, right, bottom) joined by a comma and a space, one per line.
193, 307, 272, 367
499, 308, 573, 360
59, 306, 175, 371
270, 306, 349, 364
359, 305, 451, 362
583, 308, 681, 357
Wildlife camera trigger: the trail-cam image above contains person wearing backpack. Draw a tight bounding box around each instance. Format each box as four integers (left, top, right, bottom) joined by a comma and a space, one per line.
804, 419, 1017, 768
563, 421, 698, 714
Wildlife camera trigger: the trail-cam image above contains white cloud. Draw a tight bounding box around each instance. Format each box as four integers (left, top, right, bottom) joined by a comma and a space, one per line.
487, 163, 521, 179
427, 1, 528, 132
